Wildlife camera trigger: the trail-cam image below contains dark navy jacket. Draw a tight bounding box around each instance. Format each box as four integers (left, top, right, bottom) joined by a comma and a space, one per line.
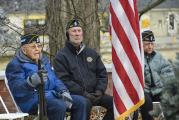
53, 42, 108, 95
5, 49, 67, 112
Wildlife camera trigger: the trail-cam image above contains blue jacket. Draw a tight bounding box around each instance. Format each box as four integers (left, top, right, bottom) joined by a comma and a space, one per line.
5, 49, 67, 113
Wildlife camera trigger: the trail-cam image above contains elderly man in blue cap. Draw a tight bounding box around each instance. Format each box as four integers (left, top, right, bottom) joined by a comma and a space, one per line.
140, 30, 175, 120
5, 34, 88, 120
53, 18, 114, 120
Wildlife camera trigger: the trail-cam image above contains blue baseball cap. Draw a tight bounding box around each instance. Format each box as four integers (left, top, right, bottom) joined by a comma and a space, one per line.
21, 34, 40, 46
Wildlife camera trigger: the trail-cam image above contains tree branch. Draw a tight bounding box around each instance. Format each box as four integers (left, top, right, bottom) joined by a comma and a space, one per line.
139, 0, 167, 18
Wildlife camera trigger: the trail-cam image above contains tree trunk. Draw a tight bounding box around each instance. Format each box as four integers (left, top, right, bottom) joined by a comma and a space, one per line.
46, 0, 100, 61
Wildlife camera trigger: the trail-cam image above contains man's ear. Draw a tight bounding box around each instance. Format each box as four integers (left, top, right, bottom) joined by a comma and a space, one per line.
21, 46, 27, 54
66, 31, 69, 40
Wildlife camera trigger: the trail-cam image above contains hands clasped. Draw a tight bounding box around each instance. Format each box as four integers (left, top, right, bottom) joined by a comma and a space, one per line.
84, 90, 103, 103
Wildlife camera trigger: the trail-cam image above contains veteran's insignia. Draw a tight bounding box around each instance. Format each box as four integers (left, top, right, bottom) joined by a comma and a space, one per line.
87, 57, 93, 62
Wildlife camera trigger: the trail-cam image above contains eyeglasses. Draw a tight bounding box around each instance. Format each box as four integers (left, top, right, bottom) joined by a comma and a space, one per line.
143, 42, 154, 46
26, 43, 42, 49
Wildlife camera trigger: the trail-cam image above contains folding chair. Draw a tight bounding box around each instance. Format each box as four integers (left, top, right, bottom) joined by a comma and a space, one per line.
0, 78, 29, 120
131, 102, 165, 120
0, 95, 28, 120
151, 102, 165, 120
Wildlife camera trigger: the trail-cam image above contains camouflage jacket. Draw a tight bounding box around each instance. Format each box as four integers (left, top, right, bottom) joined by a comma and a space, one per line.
144, 51, 175, 96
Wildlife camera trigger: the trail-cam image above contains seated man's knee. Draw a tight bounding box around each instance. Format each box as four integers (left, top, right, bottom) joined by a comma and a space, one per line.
72, 95, 92, 110
100, 95, 113, 109
142, 93, 153, 111
46, 98, 67, 113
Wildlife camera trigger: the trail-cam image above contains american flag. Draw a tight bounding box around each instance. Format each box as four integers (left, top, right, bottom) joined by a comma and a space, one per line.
109, 0, 145, 119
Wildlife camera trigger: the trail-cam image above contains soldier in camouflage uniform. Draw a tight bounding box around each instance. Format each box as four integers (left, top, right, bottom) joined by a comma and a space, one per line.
140, 30, 175, 120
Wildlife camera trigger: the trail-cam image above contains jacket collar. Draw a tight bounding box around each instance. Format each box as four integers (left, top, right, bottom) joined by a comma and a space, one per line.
65, 41, 86, 55
145, 51, 156, 62
15, 48, 47, 64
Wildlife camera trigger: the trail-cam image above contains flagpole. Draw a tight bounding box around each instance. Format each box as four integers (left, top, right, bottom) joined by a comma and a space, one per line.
37, 59, 48, 120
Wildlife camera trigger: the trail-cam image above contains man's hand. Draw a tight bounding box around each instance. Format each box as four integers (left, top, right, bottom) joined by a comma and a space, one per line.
27, 70, 48, 87
83, 91, 96, 102
61, 91, 73, 109
91, 90, 103, 102
92, 90, 103, 97
52, 90, 73, 109
38, 69, 48, 82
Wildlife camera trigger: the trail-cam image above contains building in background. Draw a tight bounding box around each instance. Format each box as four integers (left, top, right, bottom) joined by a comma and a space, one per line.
140, 0, 179, 42
140, 0, 179, 60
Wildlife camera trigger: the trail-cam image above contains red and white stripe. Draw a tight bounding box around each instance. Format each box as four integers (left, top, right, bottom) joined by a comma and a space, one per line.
109, 0, 145, 119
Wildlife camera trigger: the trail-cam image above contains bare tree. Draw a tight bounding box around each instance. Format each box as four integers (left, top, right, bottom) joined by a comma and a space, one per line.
0, 0, 167, 58
46, 0, 100, 60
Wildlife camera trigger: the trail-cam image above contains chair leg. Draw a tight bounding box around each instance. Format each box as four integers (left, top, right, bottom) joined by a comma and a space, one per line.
0, 96, 9, 114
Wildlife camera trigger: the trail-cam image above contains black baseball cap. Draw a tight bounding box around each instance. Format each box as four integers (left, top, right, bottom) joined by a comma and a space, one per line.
21, 34, 40, 46
142, 30, 155, 42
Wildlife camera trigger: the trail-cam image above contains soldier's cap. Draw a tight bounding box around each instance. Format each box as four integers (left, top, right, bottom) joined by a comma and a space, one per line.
66, 18, 81, 30
142, 30, 155, 42
21, 34, 40, 46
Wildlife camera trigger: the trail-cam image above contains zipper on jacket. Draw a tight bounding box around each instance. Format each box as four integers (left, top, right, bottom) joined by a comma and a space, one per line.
75, 55, 87, 92
146, 56, 155, 87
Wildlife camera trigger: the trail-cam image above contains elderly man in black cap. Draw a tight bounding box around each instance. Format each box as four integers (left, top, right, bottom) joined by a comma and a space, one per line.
53, 18, 114, 120
5, 34, 88, 120
140, 30, 175, 120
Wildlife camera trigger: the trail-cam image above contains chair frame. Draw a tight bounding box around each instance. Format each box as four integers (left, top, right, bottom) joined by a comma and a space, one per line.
0, 78, 29, 120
